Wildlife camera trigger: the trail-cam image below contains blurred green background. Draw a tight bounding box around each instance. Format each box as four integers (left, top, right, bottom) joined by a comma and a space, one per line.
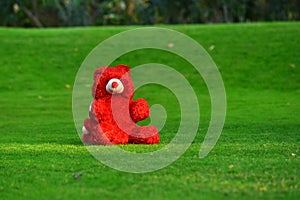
1, 0, 299, 27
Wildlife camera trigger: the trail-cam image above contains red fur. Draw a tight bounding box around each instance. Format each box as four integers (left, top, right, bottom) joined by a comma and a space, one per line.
82, 64, 160, 145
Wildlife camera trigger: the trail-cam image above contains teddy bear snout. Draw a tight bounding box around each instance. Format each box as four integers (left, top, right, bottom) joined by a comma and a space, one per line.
106, 78, 124, 94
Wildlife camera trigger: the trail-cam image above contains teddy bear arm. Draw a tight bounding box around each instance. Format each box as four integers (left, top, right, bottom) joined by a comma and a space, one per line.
130, 98, 150, 123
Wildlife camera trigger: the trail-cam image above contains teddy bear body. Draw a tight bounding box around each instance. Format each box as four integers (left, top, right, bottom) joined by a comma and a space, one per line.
82, 65, 160, 145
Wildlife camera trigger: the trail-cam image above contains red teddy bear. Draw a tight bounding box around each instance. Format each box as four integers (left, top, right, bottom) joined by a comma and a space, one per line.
82, 64, 160, 145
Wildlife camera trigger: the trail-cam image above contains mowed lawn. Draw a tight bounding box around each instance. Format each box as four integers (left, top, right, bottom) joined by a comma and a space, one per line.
0, 22, 299, 199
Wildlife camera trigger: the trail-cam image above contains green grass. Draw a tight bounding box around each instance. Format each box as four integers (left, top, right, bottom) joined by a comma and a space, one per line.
1, 22, 300, 199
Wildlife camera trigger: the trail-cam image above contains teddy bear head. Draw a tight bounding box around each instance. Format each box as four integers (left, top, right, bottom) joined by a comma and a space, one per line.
92, 64, 134, 99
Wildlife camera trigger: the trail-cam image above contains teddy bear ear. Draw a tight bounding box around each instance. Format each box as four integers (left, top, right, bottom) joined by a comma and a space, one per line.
116, 64, 130, 72
94, 66, 107, 80
94, 66, 106, 75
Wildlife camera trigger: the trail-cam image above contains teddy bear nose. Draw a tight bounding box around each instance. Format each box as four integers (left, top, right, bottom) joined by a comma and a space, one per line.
106, 78, 124, 94
111, 81, 118, 88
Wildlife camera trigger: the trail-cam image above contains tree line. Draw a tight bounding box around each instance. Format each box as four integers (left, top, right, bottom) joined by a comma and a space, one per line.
1, 0, 299, 27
